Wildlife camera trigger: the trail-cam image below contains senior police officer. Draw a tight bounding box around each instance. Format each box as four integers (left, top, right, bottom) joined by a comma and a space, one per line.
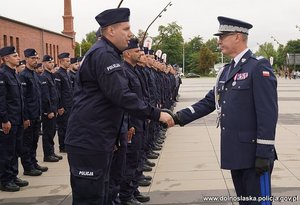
65, 8, 173, 205
168, 17, 278, 205
0, 46, 29, 192
20, 48, 48, 175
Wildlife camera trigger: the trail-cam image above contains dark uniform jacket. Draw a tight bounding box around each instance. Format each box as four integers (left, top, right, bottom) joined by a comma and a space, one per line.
124, 61, 145, 133
177, 50, 278, 170
19, 67, 41, 120
40, 69, 59, 114
0, 65, 23, 125
65, 37, 160, 153
55, 67, 73, 109
68, 70, 76, 93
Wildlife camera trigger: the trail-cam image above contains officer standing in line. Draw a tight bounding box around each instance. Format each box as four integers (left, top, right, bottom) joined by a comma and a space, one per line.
41, 55, 62, 162
168, 17, 278, 205
119, 38, 150, 205
19, 48, 48, 175
68, 57, 79, 93
64, 8, 173, 205
0, 46, 29, 192
55, 52, 72, 153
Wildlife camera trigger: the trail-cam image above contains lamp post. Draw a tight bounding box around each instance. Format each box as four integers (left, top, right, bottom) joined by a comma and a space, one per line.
271, 36, 282, 46
296, 25, 300, 32
182, 40, 185, 75
117, 0, 124, 8
141, 1, 172, 44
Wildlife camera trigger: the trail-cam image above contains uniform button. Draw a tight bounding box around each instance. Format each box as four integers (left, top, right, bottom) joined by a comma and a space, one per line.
238, 86, 241, 89
222, 127, 225, 130
223, 101, 226, 104
252, 139, 255, 142
222, 114, 225, 117
225, 88, 228, 91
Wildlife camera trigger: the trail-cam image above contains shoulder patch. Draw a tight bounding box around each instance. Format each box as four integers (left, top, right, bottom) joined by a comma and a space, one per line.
55, 78, 61, 82
21, 82, 27, 86
256, 56, 265, 60
106, 63, 121, 71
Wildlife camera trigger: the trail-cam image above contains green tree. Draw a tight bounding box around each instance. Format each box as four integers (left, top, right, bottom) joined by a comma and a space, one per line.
255, 42, 276, 60
75, 30, 97, 56
184, 36, 204, 73
152, 22, 183, 65
199, 46, 217, 75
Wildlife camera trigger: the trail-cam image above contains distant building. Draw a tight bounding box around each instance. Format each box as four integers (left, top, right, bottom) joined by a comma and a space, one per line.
0, 0, 75, 64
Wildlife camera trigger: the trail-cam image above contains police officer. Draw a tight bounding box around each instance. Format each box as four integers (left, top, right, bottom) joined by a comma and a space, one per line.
65, 8, 172, 205
19, 48, 47, 175
55, 52, 72, 153
41, 55, 62, 162
119, 38, 150, 205
0, 46, 28, 191
68, 57, 79, 93
169, 17, 278, 205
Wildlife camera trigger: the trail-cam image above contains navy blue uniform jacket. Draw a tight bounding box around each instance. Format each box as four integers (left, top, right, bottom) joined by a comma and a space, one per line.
40, 69, 59, 114
0, 65, 23, 125
65, 37, 160, 152
19, 67, 41, 120
177, 50, 278, 170
55, 67, 73, 109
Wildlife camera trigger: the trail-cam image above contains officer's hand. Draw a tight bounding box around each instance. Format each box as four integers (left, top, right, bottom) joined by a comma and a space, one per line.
255, 157, 270, 175
127, 127, 135, 143
2, 121, 12, 134
159, 109, 175, 128
48, 112, 55, 119
58, 108, 65, 116
23, 120, 31, 129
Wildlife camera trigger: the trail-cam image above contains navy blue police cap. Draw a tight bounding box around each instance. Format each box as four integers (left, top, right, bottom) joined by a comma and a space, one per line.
24, 48, 38, 57
149, 50, 154, 55
77, 56, 83, 62
70, 57, 78, 64
0, 46, 16, 57
18, 60, 26, 66
95, 8, 130, 28
42, 55, 53, 62
35, 63, 42, 68
58, 52, 70, 59
124, 38, 139, 51
214, 16, 253, 36
143, 47, 149, 55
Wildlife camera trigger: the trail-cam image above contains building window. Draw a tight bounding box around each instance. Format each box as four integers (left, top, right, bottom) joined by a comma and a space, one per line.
10, 36, 14, 46
16, 37, 20, 54
53, 44, 56, 62
56, 45, 59, 64
46, 43, 48, 54
50, 44, 52, 56
3, 35, 7, 46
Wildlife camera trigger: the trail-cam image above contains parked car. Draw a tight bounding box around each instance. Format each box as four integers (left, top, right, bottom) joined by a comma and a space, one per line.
185, 73, 200, 78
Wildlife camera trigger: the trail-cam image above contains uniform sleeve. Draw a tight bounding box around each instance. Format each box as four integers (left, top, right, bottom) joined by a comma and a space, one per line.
0, 72, 9, 123
252, 58, 278, 159
19, 73, 29, 121
54, 72, 63, 109
176, 89, 216, 126
41, 76, 51, 114
97, 52, 160, 121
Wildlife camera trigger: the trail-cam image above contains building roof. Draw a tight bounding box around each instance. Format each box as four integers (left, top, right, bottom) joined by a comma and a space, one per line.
0, 15, 73, 39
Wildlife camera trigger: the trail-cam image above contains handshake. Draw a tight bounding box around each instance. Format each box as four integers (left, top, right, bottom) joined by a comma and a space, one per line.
159, 109, 182, 128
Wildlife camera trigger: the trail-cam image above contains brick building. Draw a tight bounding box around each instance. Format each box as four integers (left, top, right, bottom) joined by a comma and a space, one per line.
0, 0, 75, 64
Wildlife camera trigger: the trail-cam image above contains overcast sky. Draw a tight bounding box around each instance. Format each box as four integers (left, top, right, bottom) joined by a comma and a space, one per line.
1, 0, 300, 51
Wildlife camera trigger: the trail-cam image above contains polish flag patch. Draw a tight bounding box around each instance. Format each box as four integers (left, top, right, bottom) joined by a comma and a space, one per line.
262, 71, 270, 77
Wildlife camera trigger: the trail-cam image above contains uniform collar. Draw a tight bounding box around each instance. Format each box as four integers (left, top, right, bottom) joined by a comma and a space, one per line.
101, 36, 122, 55
233, 48, 249, 66
3, 64, 16, 74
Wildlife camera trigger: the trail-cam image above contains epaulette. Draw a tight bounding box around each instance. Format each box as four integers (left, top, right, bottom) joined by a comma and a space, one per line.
251, 54, 265, 61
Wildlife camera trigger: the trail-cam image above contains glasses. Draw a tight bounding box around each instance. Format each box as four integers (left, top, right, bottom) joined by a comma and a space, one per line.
219, 32, 237, 40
